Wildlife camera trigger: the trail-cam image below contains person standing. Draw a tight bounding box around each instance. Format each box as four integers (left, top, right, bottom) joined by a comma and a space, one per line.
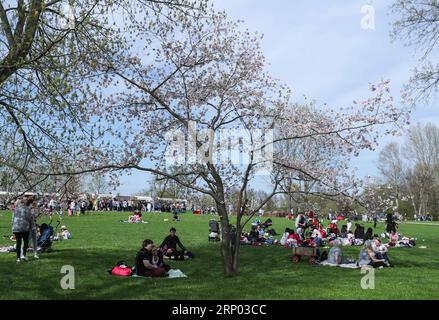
69, 200, 76, 216
30, 206, 39, 259
347, 219, 352, 233
12, 197, 33, 263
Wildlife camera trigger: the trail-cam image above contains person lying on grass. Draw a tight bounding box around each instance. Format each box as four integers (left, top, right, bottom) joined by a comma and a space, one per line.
135, 239, 169, 277
160, 228, 192, 260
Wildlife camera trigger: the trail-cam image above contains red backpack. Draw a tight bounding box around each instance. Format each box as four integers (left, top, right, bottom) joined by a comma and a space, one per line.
111, 266, 133, 277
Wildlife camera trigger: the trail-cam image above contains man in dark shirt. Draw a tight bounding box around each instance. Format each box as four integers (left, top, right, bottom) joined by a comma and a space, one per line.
135, 239, 167, 277
160, 228, 186, 257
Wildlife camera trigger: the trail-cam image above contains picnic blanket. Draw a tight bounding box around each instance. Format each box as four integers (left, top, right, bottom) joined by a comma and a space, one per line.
167, 269, 188, 278
119, 220, 149, 224
131, 269, 187, 279
319, 261, 360, 269
0, 246, 15, 253
0, 246, 40, 254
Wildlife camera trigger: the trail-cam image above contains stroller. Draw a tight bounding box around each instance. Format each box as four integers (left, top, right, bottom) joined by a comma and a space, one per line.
208, 220, 221, 242
37, 221, 59, 252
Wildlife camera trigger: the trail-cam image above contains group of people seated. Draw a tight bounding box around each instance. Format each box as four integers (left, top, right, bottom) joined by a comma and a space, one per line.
281, 211, 415, 250
240, 218, 279, 245
280, 211, 418, 268
134, 228, 193, 277
326, 237, 392, 268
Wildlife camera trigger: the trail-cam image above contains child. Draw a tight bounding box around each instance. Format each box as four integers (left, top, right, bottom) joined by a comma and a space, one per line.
60, 226, 72, 240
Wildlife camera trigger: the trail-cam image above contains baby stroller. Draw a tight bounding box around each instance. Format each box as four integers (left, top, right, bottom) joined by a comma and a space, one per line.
38, 221, 58, 252
208, 220, 221, 241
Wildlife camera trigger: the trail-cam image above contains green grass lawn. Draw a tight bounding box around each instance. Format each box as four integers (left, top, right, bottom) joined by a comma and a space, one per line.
0, 210, 438, 300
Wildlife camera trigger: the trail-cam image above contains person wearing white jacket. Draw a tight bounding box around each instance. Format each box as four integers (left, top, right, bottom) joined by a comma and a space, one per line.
11, 198, 33, 263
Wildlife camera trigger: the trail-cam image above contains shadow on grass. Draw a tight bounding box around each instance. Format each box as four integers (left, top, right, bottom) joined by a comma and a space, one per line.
3, 242, 438, 300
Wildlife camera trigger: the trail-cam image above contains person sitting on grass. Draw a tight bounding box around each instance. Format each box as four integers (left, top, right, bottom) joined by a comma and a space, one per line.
311, 228, 323, 247
160, 227, 189, 259
363, 227, 374, 242
256, 225, 266, 241
280, 228, 293, 246
340, 225, 348, 238
248, 226, 260, 243
59, 225, 72, 240
358, 241, 372, 267
152, 245, 171, 272
365, 241, 390, 268
240, 232, 251, 245
318, 224, 327, 240
372, 237, 391, 266
172, 209, 181, 222
327, 240, 343, 265
129, 210, 142, 223
354, 223, 365, 241
286, 229, 302, 248
327, 220, 340, 238
388, 230, 399, 247
135, 239, 168, 277
295, 213, 306, 229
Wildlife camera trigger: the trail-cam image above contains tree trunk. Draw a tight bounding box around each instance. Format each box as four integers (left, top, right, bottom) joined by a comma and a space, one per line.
216, 201, 238, 276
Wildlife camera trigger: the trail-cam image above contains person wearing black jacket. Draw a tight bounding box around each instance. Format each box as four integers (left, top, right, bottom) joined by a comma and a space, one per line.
160, 228, 187, 257
363, 227, 374, 242
354, 224, 365, 240
135, 239, 168, 277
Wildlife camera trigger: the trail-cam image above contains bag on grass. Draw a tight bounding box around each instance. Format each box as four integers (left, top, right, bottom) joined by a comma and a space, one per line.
111, 261, 133, 277
111, 266, 133, 277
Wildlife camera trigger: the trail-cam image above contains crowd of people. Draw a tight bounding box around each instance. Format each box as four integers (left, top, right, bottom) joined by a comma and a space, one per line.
156, 201, 187, 213
414, 213, 433, 222
4, 193, 421, 274
280, 211, 416, 268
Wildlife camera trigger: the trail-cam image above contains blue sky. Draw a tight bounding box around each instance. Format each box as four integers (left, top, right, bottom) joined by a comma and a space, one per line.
115, 0, 439, 195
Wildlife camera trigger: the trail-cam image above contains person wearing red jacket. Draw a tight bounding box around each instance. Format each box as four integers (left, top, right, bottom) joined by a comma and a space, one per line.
287, 230, 302, 246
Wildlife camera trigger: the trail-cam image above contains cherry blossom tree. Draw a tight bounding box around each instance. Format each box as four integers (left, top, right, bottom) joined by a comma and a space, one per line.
79, 10, 411, 275
0, 0, 207, 202
391, 0, 439, 103
8, 6, 411, 275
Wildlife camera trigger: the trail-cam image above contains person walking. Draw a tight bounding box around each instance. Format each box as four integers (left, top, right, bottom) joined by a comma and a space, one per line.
12, 197, 33, 263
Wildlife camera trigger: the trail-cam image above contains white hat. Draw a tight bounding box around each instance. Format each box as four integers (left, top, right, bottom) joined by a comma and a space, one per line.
61, 225, 67, 229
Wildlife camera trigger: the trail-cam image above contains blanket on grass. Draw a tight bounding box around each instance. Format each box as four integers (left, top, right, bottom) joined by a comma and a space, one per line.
319, 261, 360, 269
131, 269, 187, 279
